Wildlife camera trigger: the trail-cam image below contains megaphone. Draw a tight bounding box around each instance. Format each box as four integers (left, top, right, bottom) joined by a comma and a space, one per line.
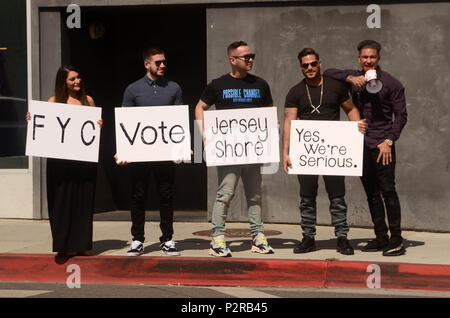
364, 67, 383, 94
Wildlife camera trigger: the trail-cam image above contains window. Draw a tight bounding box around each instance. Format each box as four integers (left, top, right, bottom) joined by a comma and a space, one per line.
0, 0, 28, 168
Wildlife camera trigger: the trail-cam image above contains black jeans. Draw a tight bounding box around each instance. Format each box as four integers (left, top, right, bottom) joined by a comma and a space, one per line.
297, 175, 349, 238
130, 161, 175, 243
361, 145, 402, 241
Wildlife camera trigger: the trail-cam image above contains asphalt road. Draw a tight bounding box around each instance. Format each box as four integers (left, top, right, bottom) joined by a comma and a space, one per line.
1, 281, 449, 298
2, 282, 449, 315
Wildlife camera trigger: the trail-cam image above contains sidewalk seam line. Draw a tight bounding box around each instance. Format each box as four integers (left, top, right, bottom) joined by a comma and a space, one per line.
323, 261, 329, 288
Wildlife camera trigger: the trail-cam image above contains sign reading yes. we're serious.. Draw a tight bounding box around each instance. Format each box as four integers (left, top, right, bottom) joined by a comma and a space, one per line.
115, 105, 191, 163
289, 120, 364, 176
203, 107, 280, 166
26, 100, 102, 162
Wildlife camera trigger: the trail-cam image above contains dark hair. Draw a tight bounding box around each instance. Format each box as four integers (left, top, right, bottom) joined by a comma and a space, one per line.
297, 48, 320, 63
357, 40, 381, 54
227, 41, 248, 55
142, 47, 165, 61
54, 65, 89, 105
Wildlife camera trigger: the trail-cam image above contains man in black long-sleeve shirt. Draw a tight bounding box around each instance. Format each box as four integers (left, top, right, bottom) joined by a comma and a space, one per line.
324, 40, 407, 256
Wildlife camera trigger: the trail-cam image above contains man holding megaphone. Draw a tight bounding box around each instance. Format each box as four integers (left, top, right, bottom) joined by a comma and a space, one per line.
324, 40, 408, 256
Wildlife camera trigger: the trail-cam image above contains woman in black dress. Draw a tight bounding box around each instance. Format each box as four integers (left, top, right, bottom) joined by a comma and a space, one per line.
29, 65, 102, 257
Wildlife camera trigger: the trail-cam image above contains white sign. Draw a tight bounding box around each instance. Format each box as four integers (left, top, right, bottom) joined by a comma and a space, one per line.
288, 120, 363, 176
26, 100, 101, 162
203, 107, 280, 166
115, 105, 191, 162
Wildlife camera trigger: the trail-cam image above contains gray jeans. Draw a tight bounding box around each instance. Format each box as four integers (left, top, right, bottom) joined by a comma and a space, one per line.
212, 165, 263, 238
298, 175, 349, 238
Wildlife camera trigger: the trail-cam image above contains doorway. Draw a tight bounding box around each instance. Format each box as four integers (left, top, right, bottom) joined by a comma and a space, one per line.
62, 5, 207, 213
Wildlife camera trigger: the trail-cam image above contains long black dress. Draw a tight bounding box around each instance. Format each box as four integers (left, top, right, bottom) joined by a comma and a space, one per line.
47, 158, 96, 253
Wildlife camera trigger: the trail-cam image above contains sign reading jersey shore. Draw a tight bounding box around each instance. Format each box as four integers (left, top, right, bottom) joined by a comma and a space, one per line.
26, 100, 101, 162
115, 105, 190, 162
289, 120, 363, 176
204, 107, 279, 166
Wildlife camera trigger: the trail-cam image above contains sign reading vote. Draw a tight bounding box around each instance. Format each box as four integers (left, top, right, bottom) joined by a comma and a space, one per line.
289, 120, 363, 176
115, 105, 191, 162
26, 100, 102, 162
203, 107, 279, 166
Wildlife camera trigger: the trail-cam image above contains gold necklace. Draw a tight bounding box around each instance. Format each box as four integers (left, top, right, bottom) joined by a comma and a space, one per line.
305, 77, 323, 114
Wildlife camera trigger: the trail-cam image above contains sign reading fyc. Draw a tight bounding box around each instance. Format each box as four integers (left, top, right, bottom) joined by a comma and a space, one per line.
26, 100, 102, 162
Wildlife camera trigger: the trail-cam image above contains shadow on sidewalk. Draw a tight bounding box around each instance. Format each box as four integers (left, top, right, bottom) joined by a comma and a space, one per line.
137, 238, 426, 255
91, 239, 129, 255
54, 238, 424, 259
53, 240, 130, 264
140, 238, 299, 255
313, 238, 425, 251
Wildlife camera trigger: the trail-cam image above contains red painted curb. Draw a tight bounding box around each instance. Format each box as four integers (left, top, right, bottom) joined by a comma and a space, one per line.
326, 261, 450, 292
0, 254, 449, 291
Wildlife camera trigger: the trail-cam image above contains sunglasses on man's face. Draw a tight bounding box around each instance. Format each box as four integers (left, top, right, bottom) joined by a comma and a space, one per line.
147, 59, 167, 67
301, 61, 319, 69
154, 60, 167, 67
233, 54, 256, 62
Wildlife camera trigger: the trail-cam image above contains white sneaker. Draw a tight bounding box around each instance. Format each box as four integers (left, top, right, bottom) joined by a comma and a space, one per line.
209, 235, 232, 257
251, 233, 274, 254
126, 240, 144, 256
160, 240, 181, 256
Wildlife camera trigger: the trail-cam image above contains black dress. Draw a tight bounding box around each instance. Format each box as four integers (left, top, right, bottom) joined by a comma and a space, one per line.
47, 158, 96, 253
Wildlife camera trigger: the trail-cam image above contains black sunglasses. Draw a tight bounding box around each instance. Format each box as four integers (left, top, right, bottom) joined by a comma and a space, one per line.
301, 61, 319, 69
233, 54, 256, 62
152, 60, 167, 67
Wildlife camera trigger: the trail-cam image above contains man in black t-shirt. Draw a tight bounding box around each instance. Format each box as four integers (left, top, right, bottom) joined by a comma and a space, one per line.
195, 41, 274, 257
282, 48, 367, 255
199, 72, 272, 111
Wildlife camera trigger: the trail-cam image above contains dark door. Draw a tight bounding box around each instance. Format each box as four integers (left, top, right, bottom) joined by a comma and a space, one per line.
62, 5, 207, 213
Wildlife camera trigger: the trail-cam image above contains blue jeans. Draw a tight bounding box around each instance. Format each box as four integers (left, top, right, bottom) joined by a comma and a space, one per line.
212, 165, 263, 238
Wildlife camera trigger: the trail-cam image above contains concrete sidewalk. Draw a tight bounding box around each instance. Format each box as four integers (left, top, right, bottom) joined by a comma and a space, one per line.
1, 217, 450, 292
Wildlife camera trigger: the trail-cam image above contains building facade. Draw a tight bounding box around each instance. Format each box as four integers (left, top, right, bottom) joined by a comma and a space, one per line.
1, 0, 449, 232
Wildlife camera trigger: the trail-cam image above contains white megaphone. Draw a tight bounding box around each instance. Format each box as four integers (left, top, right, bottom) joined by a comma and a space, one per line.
364, 67, 383, 94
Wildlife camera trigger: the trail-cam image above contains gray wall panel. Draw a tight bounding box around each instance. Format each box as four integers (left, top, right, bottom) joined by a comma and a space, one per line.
206, 3, 450, 232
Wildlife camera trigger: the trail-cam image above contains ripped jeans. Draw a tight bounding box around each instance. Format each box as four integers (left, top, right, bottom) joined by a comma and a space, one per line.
211, 165, 263, 238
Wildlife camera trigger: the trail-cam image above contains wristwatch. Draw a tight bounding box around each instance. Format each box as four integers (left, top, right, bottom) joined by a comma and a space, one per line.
384, 139, 393, 146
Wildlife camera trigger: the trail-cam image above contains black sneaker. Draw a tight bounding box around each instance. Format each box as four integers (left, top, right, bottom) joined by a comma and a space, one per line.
362, 237, 389, 252
293, 236, 316, 254
160, 240, 181, 256
336, 237, 354, 255
383, 240, 406, 256
126, 240, 144, 256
